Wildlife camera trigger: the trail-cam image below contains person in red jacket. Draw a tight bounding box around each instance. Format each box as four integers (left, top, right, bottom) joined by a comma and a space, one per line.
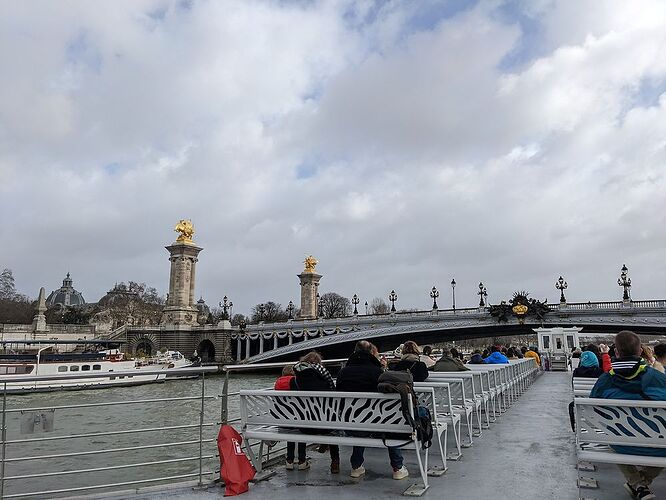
273, 365, 307, 470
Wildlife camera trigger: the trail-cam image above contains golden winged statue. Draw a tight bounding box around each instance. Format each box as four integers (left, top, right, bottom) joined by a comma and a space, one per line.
303, 255, 318, 273
174, 219, 195, 244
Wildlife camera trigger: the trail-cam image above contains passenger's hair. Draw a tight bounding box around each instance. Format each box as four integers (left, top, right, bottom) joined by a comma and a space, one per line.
422, 345, 433, 356
482, 349, 489, 358
301, 351, 322, 364
354, 340, 373, 353
281, 364, 294, 376
490, 345, 500, 353
614, 330, 642, 357
586, 344, 600, 356
520, 346, 527, 354
655, 343, 666, 360
402, 341, 420, 355
473, 349, 481, 354
449, 347, 459, 358
641, 345, 654, 361
370, 343, 379, 357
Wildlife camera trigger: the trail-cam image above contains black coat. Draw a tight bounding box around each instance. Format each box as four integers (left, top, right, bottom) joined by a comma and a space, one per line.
336, 351, 384, 392
392, 357, 429, 382
572, 366, 603, 379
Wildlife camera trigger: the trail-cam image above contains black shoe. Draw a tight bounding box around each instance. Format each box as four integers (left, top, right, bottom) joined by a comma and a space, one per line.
625, 482, 638, 499
635, 486, 655, 500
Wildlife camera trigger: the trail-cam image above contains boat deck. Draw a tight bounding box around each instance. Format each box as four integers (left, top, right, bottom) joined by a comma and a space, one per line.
85, 372, 665, 500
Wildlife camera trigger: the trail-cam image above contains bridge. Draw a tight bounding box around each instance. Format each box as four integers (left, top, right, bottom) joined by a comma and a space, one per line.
236, 299, 666, 363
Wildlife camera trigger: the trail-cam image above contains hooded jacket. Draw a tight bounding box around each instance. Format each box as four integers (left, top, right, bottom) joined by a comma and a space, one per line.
483, 351, 509, 364
573, 352, 603, 379
293, 362, 335, 391
433, 355, 470, 372
590, 357, 666, 457
336, 350, 384, 392
274, 375, 295, 390
392, 353, 429, 381
468, 353, 485, 364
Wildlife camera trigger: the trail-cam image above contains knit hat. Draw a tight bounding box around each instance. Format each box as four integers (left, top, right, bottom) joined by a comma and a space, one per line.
580, 351, 599, 368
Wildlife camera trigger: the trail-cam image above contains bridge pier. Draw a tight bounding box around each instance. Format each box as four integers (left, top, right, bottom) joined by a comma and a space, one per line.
259, 335, 264, 354
288, 332, 293, 345
273, 335, 278, 350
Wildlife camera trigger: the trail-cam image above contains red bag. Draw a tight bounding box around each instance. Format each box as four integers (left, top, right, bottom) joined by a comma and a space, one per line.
217, 425, 256, 496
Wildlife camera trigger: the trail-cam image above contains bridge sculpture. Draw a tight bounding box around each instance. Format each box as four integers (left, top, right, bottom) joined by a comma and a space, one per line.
236, 299, 666, 364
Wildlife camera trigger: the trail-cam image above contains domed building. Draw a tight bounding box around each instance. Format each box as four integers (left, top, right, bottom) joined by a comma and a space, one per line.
46, 273, 86, 308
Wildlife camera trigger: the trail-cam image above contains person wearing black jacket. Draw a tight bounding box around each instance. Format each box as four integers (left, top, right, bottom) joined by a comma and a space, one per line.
293, 351, 340, 473
336, 341, 408, 481
391, 341, 429, 382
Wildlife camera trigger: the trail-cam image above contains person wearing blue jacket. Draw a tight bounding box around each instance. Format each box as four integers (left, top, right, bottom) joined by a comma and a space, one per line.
590, 330, 666, 500
483, 346, 509, 364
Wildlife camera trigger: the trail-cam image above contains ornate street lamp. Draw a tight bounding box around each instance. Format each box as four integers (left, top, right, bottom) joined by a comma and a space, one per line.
352, 294, 360, 315
286, 300, 295, 320
364, 301, 368, 315
478, 282, 487, 307
451, 278, 456, 311
257, 303, 265, 322
618, 264, 632, 301
317, 293, 325, 318
555, 276, 568, 303
219, 295, 231, 320
389, 290, 398, 313
430, 286, 439, 310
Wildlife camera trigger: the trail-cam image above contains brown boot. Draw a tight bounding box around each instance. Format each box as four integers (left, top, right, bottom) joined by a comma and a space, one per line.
330, 458, 340, 474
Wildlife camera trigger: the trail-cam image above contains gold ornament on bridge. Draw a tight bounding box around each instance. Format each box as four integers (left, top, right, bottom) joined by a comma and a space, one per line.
174, 219, 195, 244
512, 304, 528, 316
303, 255, 318, 273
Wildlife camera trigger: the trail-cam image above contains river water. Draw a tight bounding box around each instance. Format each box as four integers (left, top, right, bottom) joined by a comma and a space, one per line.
2, 372, 276, 498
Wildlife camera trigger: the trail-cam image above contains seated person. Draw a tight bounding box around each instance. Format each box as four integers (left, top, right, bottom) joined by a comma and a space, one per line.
591, 331, 666, 500
419, 345, 436, 369
573, 351, 603, 379
433, 348, 469, 371
483, 345, 509, 364
391, 341, 429, 381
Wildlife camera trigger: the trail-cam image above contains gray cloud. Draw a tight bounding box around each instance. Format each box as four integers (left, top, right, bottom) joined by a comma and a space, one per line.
2, 0, 665, 316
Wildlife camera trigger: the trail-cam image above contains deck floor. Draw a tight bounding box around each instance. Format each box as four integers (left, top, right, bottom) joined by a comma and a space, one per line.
96, 371, 666, 500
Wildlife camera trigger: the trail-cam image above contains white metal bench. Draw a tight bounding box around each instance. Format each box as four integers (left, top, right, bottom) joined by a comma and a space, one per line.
414, 386, 449, 472
574, 397, 666, 490
240, 389, 431, 496
415, 381, 462, 459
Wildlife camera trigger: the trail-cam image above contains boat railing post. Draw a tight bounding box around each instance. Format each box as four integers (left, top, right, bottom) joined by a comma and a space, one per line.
1, 381, 7, 500
221, 369, 229, 424
198, 372, 205, 487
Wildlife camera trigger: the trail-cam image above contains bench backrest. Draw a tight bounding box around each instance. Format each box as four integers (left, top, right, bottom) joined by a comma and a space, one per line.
575, 398, 666, 449
415, 382, 453, 414
429, 372, 479, 399
240, 390, 414, 434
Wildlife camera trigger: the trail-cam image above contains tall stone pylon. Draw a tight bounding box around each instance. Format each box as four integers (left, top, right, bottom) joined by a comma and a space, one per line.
298, 255, 321, 319
161, 220, 203, 327
32, 287, 48, 333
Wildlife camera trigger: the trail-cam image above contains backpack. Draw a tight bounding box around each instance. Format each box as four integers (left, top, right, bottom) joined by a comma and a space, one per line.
377, 370, 433, 449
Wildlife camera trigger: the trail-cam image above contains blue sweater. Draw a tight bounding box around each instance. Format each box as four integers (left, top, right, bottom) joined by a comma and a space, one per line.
483, 351, 509, 364
590, 359, 666, 457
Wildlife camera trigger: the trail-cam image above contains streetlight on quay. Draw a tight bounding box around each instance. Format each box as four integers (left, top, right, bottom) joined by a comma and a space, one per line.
478, 282, 488, 307
618, 264, 632, 301
430, 286, 439, 310
451, 279, 456, 311
365, 301, 369, 315
318, 293, 325, 318
555, 276, 568, 303
286, 300, 295, 320
352, 294, 360, 315
257, 303, 265, 322
389, 290, 398, 313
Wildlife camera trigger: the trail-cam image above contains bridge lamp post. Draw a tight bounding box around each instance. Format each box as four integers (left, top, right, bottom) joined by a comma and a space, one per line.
317, 294, 325, 318
430, 286, 439, 310
286, 300, 295, 320
618, 264, 632, 302
389, 290, 398, 313
219, 295, 232, 320
555, 276, 568, 304
364, 301, 368, 315
352, 294, 360, 315
478, 282, 487, 307
451, 279, 456, 311
257, 303, 265, 323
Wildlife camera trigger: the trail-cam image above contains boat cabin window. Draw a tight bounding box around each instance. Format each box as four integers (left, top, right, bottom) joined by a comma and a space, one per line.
81, 365, 90, 371
92, 365, 101, 370
0, 365, 34, 374
70, 366, 79, 372
58, 366, 68, 372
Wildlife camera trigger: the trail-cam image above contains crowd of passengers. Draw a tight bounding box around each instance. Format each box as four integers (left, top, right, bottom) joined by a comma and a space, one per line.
570, 333, 666, 500
272, 339, 543, 482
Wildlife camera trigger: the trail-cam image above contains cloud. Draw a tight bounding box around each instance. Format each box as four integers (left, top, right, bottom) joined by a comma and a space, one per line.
2, 0, 666, 317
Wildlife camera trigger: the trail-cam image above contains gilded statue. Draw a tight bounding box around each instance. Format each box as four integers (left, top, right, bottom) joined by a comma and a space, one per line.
303, 255, 318, 273
174, 219, 195, 244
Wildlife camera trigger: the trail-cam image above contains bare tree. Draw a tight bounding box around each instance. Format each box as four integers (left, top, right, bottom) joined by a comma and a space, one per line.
320, 292, 351, 318
251, 301, 288, 323
0, 269, 16, 299
369, 297, 390, 314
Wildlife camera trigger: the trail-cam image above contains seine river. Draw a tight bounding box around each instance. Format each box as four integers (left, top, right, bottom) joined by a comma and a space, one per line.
2, 372, 276, 498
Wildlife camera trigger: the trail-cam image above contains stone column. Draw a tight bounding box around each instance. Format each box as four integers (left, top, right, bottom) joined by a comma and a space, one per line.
298, 272, 322, 319
245, 337, 250, 359
32, 287, 48, 333
161, 241, 203, 327
236, 339, 241, 362
273, 335, 278, 351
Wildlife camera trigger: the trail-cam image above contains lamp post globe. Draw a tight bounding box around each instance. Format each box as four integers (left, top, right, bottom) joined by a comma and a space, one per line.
430, 286, 439, 310
389, 290, 398, 313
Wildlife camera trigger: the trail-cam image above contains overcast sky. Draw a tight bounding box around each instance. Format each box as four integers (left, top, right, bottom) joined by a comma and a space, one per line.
2, 0, 666, 315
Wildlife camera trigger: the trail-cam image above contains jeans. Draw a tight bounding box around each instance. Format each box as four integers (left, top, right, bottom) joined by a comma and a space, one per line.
617, 464, 662, 487
286, 441, 306, 463
350, 445, 403, 470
